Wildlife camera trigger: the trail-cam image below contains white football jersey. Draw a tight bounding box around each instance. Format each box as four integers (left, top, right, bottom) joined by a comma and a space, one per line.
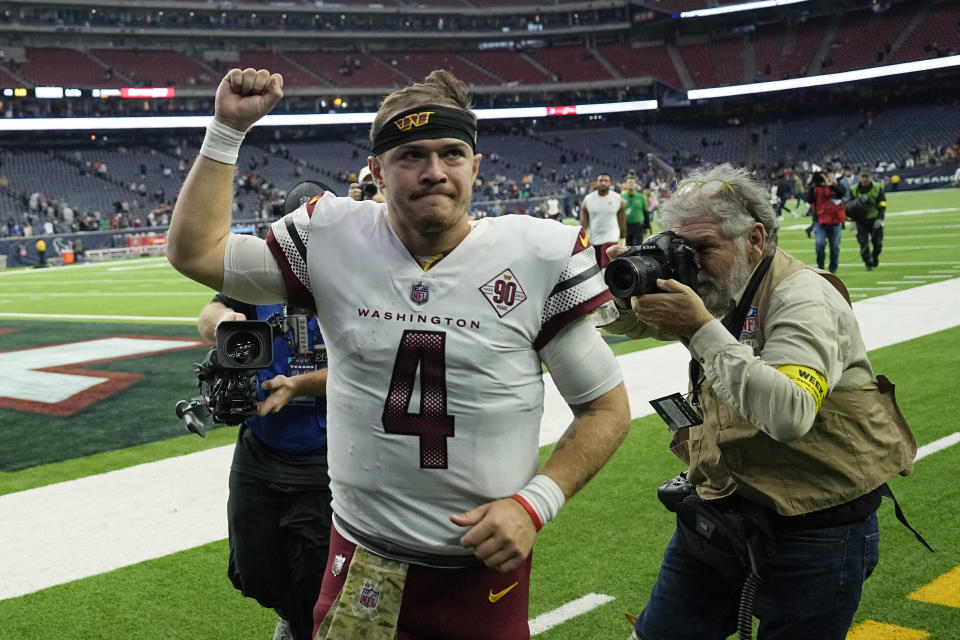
267, 195, 612, 563
583, 190, 622, 245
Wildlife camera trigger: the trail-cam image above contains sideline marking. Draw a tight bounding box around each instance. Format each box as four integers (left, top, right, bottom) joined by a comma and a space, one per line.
908, 565, 960, 609
529, 593, 615, 635
846, 620, 929, 640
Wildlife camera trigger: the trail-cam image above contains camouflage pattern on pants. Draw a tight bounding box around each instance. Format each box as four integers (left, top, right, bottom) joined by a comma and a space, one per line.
314, 546, 408, 640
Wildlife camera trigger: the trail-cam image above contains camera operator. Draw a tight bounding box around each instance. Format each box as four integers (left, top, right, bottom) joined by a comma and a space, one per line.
602, 164, 921, 640
197, 295, 330, 640
347, 165, 385, 202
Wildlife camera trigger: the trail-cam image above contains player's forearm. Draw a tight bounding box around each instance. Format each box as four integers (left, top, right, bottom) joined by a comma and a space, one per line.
167, 155, 236, 291
541, 383, 630, 499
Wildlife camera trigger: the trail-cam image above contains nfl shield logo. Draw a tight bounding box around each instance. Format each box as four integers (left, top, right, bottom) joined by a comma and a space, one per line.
410, 282, 429, 305
359, 585, 381, 610
331, 554, 345, 576
741, 306, 758, 339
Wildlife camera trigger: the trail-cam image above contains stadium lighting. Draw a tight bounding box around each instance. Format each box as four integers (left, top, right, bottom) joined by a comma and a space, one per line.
0, 99, 658, 132
676, 0, 808, 19
688, 55, 960, 100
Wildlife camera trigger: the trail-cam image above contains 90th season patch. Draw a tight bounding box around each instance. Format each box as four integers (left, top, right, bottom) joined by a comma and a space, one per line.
479, 269, 528, 318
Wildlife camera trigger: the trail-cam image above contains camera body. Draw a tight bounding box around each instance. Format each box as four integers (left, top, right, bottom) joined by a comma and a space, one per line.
604, 231, 698, 300
657, 472, 695, 513
360, 181, 379, 200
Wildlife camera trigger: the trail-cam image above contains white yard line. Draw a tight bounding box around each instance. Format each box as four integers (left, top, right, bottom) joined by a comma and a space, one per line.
915, 433, 960, 462
529, 593, 616, 635
0, 312, 198, 322
1, 278, 960, 602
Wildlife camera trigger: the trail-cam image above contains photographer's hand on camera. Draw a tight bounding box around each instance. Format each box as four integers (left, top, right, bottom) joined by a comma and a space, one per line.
632, 279, 715, 341
348, 182, 363, 201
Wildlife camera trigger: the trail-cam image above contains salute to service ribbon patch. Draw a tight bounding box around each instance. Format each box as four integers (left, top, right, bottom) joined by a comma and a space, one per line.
777, 365, 828, 411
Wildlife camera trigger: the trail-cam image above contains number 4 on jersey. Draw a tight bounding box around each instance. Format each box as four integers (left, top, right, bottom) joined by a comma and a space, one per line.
381, 330, 455, 469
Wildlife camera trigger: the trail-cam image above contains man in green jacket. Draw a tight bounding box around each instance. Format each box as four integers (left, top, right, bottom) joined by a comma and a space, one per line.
850, 167, 886, 271
622, 175, 650, 246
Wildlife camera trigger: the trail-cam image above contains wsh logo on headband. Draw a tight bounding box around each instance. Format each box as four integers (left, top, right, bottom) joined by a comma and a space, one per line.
394, 111, 434, 132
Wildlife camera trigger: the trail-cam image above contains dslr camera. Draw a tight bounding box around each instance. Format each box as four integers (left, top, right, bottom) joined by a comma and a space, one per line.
360, 181, 379, 200
604, 231, 698, 300
175, 310, 325, 437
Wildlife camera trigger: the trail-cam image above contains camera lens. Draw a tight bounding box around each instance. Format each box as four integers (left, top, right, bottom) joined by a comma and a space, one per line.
224, 331, 263, 367
605, 256, 663, 298
605, 259, 640, 299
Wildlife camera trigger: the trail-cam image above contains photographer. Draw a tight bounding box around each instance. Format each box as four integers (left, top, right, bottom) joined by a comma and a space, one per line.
347, 165, 385, 202
197, 295, 329, 640
805, 171, 845, 274
603, 164, 919, 640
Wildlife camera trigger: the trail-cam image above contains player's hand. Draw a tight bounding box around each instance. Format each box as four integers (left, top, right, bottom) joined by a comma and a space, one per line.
214, 68, 284, 133
631, 278, 714, 339
348, 182, 362, 201
257, 374, 299, 416
451, 498, 537, 573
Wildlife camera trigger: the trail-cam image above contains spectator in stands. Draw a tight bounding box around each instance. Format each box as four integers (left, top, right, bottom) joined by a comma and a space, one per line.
602, 164, 922, 640
197, 296, 330, 640
622, 175, 650, 245
167, 67, 629, 640
581, 172, 626, 268
850, 167, 886, 271
806, 171, 846, 274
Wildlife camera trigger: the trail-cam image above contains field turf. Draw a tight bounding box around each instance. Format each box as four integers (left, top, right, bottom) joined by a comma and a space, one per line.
0, 188, 958, 639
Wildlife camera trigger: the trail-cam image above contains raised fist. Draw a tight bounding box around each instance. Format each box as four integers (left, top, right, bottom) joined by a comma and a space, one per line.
214, 68, 284, 133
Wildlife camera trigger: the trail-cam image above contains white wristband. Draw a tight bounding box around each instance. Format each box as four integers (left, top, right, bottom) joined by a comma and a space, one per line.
512, 474, 566, 531
199, 118, 246, 165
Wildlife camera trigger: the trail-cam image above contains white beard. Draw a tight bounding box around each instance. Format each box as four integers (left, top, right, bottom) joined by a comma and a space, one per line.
697, 247, 755, 318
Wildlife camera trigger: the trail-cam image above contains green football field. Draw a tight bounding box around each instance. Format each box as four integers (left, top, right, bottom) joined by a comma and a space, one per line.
0, 188, 958, 639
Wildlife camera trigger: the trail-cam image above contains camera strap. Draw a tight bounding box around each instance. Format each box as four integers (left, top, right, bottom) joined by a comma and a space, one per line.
688, 254, 774, 405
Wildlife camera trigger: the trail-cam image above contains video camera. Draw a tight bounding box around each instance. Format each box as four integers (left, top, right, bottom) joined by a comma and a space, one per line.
175, 178, 334, 437
604, 231, 698, 300
175, 309, 325, 437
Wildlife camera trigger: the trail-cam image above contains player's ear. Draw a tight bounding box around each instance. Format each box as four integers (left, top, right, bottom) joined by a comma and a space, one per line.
369, 156, 385, 189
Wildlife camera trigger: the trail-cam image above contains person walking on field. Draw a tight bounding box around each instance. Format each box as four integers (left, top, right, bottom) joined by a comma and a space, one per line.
581, 172, 626, 269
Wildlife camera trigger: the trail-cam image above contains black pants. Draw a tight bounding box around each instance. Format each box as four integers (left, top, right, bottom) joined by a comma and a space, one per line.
856, 218, 884, 266
626, 222, 648, 247
227, 470, 332, 640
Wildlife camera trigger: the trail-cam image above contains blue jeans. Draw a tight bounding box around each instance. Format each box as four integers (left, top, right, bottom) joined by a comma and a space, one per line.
814, 222, 842, 273
635, 512, 880, 640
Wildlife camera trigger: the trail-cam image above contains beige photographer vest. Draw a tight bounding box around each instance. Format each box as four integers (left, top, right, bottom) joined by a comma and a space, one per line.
672, 249, 917, 516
